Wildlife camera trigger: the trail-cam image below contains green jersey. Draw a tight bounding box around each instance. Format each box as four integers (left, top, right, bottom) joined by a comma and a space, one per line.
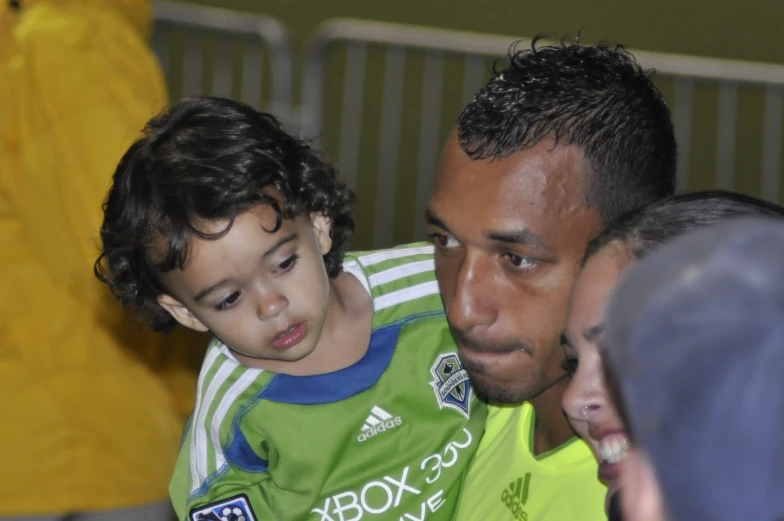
454, 403, 606, 521
170, 243, 488, 521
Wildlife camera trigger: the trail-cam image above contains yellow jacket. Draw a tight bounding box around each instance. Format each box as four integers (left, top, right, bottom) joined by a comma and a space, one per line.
0, 0, 205, 514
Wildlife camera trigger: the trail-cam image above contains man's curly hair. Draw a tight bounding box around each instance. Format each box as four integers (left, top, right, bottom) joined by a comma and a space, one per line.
458, 35, 677, 225
95, 96, 354, 332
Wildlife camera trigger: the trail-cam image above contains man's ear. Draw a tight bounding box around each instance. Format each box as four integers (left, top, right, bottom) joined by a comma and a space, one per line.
311, 213, 333, 255
157, 294, 209, 332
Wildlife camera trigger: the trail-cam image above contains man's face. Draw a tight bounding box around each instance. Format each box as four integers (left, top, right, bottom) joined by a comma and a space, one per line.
426, 133, 600, 404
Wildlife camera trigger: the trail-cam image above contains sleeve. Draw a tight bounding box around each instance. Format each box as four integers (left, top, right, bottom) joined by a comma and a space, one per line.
181, 419, 278, 521
186, 480, 276, 521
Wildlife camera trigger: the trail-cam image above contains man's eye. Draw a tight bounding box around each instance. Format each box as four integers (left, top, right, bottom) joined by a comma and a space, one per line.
428, 232, 459, 249
505, 253, 537, 270
215, 291, 241, 311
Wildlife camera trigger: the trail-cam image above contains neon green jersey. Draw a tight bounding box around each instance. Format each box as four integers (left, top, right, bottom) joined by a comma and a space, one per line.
454, 403, 607, 521
170, 243, 487, 521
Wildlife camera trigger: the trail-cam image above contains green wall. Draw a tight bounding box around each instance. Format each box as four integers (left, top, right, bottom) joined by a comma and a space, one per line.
180, 0, 782, 63
170, 0, 784, 248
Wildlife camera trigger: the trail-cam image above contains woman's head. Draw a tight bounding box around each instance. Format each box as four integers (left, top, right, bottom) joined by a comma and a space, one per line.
561, 190, 784, 509
605, 218, 784, 521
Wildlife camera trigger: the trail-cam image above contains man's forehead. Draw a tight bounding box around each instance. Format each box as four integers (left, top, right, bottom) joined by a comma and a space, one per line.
430, 137, 591, 236
435, 137, 586, 202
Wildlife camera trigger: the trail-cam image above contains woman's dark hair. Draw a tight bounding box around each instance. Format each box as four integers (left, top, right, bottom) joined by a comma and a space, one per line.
591, 190, 784, 454
585, 190, 784, 264
95, 96, 354, 332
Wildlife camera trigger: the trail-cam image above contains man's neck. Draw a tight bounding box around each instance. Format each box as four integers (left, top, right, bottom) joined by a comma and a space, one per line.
528, 377, 574, 456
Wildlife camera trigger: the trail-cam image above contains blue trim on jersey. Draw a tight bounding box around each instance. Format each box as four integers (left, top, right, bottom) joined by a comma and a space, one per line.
259, 323, 402, 404
190, 462, 231, 502
226, 428, 270, 472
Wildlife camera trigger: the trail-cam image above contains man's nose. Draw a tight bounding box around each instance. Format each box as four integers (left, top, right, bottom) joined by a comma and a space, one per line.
445, 254, 498, 334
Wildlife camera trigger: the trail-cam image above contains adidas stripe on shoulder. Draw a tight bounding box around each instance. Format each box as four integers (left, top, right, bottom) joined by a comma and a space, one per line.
186, 342, 268, 497
344, 242, 442, 324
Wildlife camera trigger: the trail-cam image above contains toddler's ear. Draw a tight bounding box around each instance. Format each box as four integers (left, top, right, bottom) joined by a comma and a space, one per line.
311, 213, 333, 255
158, 294, 209, 332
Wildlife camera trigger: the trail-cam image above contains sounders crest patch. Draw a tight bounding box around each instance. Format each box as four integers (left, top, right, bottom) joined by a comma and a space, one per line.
190, 494, 256, 521
429, 353, 472, 417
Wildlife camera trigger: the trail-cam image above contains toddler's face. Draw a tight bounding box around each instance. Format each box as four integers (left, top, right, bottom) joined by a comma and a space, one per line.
158, 203, 333, 371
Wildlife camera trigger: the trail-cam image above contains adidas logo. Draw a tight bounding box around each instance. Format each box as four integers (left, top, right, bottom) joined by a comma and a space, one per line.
500, 473, 531, 521
357, 406, 402, 443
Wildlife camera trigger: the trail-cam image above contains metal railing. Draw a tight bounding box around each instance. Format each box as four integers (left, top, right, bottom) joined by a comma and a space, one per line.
146, 9, 784, 248
151, 1, 294, 126
301, 19, 784, 248
630, 48, 784, 202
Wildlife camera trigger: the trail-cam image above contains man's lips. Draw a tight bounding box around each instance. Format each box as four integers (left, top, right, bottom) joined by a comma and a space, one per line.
457, 342, 532, 357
